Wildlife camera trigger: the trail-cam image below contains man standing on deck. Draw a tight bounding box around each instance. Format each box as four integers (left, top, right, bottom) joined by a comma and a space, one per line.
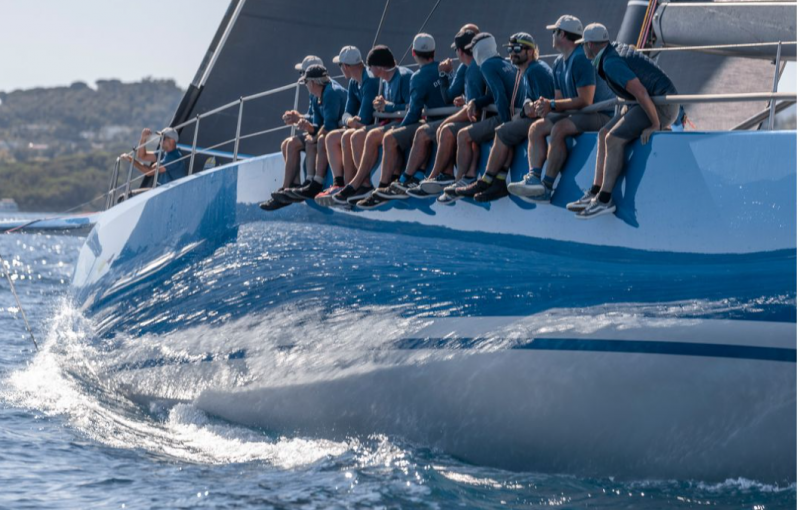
332, 45, 413, 205
357, 33, 452, 208
506, 15, 616, 203
120, 127, 187, 192
314, 46, 380, 206
261, 64, 347, 211
451, 32, 555, 203
573, 23, 679, 219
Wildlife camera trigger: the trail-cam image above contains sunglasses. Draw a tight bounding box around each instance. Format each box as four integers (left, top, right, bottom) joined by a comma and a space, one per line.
506, 45, 527, 54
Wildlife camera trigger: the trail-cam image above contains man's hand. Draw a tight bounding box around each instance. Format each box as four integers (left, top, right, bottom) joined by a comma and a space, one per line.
140, 128, 152, 141
438, 58, 453, 74
346, 116, 364, 129
641, 125, 659, 145
373, 95, 386, 112
466, 100, 478, 122
524, 100, 538, 118
533, 97, 550, 117
282, 110, 301, 125
120, 153, 133, 162
453, 95, 466, 107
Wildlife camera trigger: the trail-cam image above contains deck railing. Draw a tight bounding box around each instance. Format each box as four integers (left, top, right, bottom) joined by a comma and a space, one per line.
104, 41, 797, 210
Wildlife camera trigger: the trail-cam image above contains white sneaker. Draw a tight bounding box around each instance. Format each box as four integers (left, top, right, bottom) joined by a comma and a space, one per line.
508, 172, 546, 198
576, 197, 616, 219
567, 190, 596, 212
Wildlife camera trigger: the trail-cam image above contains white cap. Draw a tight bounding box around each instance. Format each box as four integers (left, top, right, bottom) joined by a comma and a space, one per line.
158, 127, 179, 141
294, 55, 324, 72
333, 46, 362, 65
413, 33, 436, 52
546, 15, 584, 36
576, 23, 610, 44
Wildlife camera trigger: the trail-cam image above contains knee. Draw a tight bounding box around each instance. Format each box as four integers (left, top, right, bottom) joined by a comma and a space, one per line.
383, 132, 398, 149
415, 127, 430, 144
531, 120, 549, 138
457, 129, 472, 146
550, 123, 571, 142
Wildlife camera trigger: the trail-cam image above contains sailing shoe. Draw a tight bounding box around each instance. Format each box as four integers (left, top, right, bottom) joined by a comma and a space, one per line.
419, 174, 456, 194
332, 185, 373, 205
576, 197, 616, 219
283, 180, 312, 200
474, 178, 509, 202
314, 185, 342, 207
437, 177, 476, 205
259, 198, 292, 211
406, 186, 437, 199
454, 178, 490, 198
291, 180, 324, 200
566, 190, 596, 212
507, 173, 547, 198
388, 175, 420, 193
271, 189, 304, 204
347, 185, 376, 204
356, 191, 389, 209
520, 185, 553, 204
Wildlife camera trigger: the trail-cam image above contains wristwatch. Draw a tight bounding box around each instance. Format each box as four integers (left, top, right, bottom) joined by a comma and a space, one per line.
550, 99, 557, 112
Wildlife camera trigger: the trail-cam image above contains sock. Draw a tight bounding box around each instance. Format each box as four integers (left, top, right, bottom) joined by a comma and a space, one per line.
481, 174, 494, 184
530, 167, 542, 179
590, 184, 601, 195
598, 191, 611, 204
334, 176, 344, 187
313, 175, 324, 184
496, 171, 508, 181
379, 180, 391, 188
399, 173, 409, 184
542, 175, 555, 190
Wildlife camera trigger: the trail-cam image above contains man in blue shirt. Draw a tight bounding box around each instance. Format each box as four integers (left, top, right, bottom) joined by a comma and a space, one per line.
507, 15, 616, 203
454, 32, 555, 202
359, 33, 450, 208
313, 46, 380, 206
120, 127, 187, 192
573, 23, 679, 219
263, 64, 347, 210
333, 45, 413, 205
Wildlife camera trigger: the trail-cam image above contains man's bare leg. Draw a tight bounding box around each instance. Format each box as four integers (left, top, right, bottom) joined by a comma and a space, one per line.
349, 128, 384, 189
466, 143, 479, 178
483, 136, 512, 177
314, 134, 328, 181
379, 130, 402, 186
593, 127, 609, 189
282, 136, 304, 188
528, 118, 553, 173
401, 126, 433, 177
600, 134, 628, 194
543, 119, 580, 181
304, 138, 317, 181
341, 129, 357, 182
350, 128, 367, 170
455, 128, 478, 180
325, 129, 345, 180
428, 125, 457, 180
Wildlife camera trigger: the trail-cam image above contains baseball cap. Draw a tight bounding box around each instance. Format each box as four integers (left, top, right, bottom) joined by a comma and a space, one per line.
366, 45, 396, 68
158, 127, 179, 141
546, 15, 584, 36
294, 55, 324, 72
464, 32, 494, 51
504, 32, 536, 49
576, 23, 610, 44
451, 29, 476, 51
333, 46, 362, 65
298, 64, 328, 83
413, 33, 436, 52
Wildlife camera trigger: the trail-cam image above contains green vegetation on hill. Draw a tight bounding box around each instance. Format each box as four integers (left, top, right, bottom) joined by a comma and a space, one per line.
0, 78, 183, 211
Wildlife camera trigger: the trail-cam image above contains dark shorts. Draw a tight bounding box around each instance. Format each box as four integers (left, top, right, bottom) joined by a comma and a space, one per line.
495, 115, 535, 146
444, 120, 472, 137
605, 104, 680, 141
546, 112, 612, 133
466, 116, 503, 144
418, 119, 447, 139
366, 120, 401, 132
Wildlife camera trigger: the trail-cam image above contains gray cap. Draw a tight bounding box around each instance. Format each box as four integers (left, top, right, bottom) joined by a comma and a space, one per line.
158, 127, 179, 141
413, 33, 436, 52
576, 23, 610, 44
546, 15, 584, 36
333, 46, 362, 65
294, 55, 324, 72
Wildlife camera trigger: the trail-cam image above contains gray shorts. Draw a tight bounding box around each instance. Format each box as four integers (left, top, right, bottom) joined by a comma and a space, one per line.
495, 115, 535, 146
466, 116, 502, 143
546, 112, 612, 133
605, 103, 680, 141
387, 122, 422, 150
365, 120, 401, 132
444, 120, 472, 137
418, 119, 447, 139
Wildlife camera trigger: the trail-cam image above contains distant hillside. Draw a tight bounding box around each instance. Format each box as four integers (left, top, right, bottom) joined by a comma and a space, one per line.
0, 79, 183, 211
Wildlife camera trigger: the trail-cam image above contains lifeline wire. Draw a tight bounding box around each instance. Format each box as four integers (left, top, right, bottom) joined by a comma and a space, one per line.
398, 0, 443, 64
373, 0, 391, 48
0, 252, 38, 351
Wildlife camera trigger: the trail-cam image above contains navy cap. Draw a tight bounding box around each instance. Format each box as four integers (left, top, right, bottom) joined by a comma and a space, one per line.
505, 32, 536, 49
451, 29, 476, 51
299, 64, 328, 83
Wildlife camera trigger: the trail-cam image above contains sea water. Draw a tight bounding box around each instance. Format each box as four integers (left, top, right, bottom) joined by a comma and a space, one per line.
0, 218, 795, 508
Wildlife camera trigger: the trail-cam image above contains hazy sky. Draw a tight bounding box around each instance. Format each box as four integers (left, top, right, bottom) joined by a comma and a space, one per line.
0, 0, 229, 92
0, 0, 795, 94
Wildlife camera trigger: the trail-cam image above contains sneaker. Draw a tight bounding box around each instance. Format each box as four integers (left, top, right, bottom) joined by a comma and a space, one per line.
271, 189, 303, 204
567, 190, 596, 212
454, 178, 490, 198
419, 174, 456, 194
437, 177, 476, 205
508, 173, 547, 198
283, 180, 311, 200
474, 178, 509, 202
347, 185, 375, 204
376, 182, 410, 200
332, 185, 373, 205
356, 191, 389, 209
314, 185, 341, 207
389, 175, 420, 193
576, 197, 616, 219
289, 180, 323, 200
259, 198, 292, 211
406, 186, 437, 199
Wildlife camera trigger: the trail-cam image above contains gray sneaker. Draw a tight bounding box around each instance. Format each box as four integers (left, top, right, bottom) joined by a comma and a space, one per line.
576, 197, 616, 219
437, 177, 475, 205
419, 174, 456, 194
508, 172, 546, 198
567, 190, 596, 212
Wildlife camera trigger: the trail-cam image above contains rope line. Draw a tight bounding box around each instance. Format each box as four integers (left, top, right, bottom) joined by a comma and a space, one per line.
0, 252, 38, 351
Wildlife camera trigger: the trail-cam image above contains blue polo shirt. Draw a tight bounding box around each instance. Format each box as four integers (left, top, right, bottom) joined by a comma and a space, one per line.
554, 46, 616, 116
310, 79, 348, 132
598, 42, 677, 100
475, 56, 518, 123
518, 59, 555, 118
382, 66, 413, 113
439, 63, 466, 104
464, 59, 487, 102
157, 149, 187, 185
345, 68, 380, 125
402, 61, 449, 126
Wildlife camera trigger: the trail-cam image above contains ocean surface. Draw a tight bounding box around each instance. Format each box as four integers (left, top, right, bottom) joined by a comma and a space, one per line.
0, 214, 796, 509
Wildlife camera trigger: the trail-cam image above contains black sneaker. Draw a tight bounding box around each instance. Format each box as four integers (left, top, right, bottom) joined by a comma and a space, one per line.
376, 182, 411, 200
284, 180, 311, 200
259, 198, 292, 211
291, 180, 324, 200
346, 185, 375, 204
454, 178, 490, 198
332, 185, 357, 204
406, 186, 436, 199
356, 192, 389, 209
474, 178, 509, 202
